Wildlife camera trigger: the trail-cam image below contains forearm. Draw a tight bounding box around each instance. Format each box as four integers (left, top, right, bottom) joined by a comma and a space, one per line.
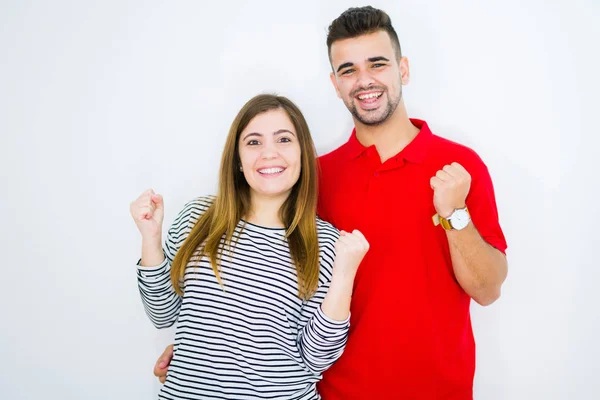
320, 272, 354, 321
299, 277, 351, 375
140, 236, 165, 267
137, 234, 180, 328
447, 223, 508, 306
137, 259, 181, 328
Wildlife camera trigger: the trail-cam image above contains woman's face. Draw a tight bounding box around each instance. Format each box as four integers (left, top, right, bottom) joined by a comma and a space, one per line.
238, 108, 301, 204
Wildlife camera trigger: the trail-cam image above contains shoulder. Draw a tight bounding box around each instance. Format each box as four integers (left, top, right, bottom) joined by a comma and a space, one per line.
318, 142, 348, 170
170, 195, 216, 231
316, 217, 340, 246
183, 195, 216, 214
315, 217, 339, 278
428, 134, 490, 176
430, 134, 484, 163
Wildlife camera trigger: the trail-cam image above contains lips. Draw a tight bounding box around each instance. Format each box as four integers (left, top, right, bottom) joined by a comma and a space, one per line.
257, 167, 286, 175
354, 90, 384, 109
356, 91, 383, 101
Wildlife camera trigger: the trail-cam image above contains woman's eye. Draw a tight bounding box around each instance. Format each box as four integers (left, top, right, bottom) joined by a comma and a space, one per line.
248, 140, 260, 146
279, 137, 292, 143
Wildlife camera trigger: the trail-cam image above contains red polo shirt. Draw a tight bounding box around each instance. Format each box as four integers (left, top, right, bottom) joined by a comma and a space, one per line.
316, 119, 507, 400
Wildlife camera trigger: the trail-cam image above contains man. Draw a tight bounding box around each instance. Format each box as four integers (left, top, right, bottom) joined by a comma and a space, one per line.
153, 6, 508, 399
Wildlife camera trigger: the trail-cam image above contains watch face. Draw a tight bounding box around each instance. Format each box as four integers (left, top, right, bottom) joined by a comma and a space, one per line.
451, 209, 470, 230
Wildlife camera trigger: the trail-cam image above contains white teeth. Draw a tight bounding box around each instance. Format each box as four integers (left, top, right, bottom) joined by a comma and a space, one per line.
258, 168, 284, 175
358, 92, 382, 100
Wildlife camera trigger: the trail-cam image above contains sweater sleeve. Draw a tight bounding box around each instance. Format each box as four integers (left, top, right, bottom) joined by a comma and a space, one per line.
296, 222, 350, 375
136, 199, 199, 329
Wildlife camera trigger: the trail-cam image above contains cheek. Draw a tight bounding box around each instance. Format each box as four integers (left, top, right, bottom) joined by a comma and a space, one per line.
340, 82, 354, 97
387, 70, 402, 87
281, 145, 302, 170
238, 148, 255, 169
290, 145, 302, 168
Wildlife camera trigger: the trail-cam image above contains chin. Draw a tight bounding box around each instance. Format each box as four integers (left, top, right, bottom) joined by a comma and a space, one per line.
254, 187, 294, 200
358, 115, 387, 126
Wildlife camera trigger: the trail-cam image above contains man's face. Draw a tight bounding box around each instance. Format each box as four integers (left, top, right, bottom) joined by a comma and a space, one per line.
329, 30, 409, 126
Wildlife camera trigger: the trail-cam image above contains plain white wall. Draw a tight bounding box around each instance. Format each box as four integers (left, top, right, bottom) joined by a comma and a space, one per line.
1, 0, 598, 399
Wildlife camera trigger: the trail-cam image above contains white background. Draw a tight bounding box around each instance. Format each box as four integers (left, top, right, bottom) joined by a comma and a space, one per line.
1, 0, 598, 399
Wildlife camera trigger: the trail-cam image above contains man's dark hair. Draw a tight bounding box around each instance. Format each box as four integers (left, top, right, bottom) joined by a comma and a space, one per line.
326, 6, 402, 62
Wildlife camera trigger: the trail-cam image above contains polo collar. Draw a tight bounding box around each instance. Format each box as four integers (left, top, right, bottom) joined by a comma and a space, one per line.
344, 119, 433, 164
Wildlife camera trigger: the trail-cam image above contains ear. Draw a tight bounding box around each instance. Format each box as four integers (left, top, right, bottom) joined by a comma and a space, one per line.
399, 56, 410, 85
329, 72, 342, 99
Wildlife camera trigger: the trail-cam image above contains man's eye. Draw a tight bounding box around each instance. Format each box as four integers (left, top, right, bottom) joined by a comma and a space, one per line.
372, 63, 385, 68
342, 69, 354, 75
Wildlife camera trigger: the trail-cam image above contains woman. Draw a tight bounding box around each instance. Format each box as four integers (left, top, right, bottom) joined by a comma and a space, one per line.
130, 94, 369, 399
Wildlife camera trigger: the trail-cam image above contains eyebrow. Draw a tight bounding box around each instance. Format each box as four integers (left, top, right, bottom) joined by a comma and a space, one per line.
368, 56, 390, 63
336, 62, 354, 73
242, 129, 295, 141
336, 56, 391, 73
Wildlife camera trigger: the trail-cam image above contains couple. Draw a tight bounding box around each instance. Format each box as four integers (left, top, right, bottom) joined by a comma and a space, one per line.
131, 6, 508, 400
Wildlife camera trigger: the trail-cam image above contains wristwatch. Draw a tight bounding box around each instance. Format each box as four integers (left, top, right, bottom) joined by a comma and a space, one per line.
432, 207, 471, 231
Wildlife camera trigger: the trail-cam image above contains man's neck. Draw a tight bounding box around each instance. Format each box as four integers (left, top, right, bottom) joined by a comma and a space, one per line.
354, 100, 420, 163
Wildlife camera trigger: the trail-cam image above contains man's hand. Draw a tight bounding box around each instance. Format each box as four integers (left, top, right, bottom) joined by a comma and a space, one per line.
153, 344, 174, 384
430, 162, 471, 218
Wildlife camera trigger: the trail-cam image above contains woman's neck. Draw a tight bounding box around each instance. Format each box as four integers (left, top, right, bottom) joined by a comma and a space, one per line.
245, 191, 290, 228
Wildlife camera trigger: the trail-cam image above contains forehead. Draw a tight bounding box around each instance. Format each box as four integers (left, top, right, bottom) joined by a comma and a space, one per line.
241, 108, 295, 135
330, 30, 395, 66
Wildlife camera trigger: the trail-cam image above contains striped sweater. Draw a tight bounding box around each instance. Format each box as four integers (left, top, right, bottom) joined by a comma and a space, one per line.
137, 196, 348, 399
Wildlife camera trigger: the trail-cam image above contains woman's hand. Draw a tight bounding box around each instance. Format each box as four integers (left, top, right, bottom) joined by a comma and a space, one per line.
130, 189, 164, 241
130, 189, 166, 267
332, 229, 369, 282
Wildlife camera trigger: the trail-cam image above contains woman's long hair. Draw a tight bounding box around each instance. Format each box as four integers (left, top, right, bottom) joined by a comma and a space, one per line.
170, 94, 320, 300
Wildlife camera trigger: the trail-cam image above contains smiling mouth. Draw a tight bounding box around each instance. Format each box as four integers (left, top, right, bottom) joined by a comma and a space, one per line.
356, 91, 383, 100
257, 167, 286, 175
